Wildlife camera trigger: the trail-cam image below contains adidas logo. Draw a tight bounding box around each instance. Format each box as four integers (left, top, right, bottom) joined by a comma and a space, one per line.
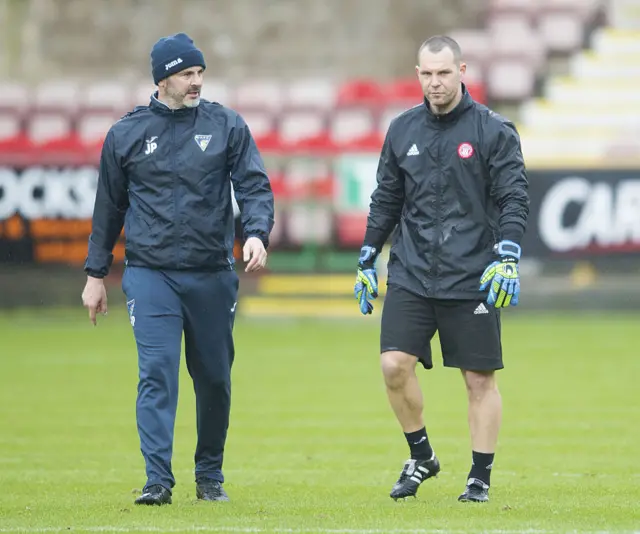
406, 143, 419, 156
474, 303, 489, 315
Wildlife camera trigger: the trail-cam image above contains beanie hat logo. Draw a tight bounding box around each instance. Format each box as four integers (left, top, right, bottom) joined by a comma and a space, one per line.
165, 58, 183, 71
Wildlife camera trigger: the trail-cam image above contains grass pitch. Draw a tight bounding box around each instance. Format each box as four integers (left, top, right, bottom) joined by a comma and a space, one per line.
0, 307, 638, 533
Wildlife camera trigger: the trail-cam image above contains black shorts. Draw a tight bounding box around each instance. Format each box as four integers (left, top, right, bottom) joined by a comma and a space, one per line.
380, 284, 503, 371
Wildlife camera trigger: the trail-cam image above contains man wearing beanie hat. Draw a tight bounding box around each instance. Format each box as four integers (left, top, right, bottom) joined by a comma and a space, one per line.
82, 33, 275, 506
151, 32, 207, 108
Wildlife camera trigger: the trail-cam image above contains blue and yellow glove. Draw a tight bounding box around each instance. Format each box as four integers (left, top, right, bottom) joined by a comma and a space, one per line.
479, 240, 521, 308
354, 245, 379, 315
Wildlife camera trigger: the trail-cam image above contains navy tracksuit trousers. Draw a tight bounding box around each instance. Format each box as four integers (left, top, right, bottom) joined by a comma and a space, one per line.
122, 265, 238, 490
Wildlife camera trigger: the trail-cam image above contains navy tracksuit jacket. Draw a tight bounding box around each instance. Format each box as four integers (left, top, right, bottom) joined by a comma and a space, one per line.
85, 94, 274, 490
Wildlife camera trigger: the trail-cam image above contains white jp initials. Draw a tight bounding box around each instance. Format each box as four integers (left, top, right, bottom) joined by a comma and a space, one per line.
144, 136, 158, 155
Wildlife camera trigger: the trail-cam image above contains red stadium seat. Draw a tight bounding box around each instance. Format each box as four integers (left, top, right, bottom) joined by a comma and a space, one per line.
28, 113, 73, 146
238, 109, 280, 151
81, 81, 129, 114
335, 213, 368, 246
33, 80, 81, 113
283, 79, 337, 111
234, 79, 284, 113
278, 110, 331, 152
0, 82, 31, 113
329, 107, 376, 149
337, 79, 386, 107
78, 112, 119, 149
0, 113, 21, 144
384, 79, 423, 106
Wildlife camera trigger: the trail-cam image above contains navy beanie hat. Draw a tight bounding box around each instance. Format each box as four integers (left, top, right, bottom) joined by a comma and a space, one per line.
151, 33, 206, 85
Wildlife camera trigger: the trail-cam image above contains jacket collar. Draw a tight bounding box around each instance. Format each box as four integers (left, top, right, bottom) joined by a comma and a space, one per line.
149, 91, 197, 116
423, 82, 473, 124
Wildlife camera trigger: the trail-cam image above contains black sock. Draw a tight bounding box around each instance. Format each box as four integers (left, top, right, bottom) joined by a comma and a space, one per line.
404, 427, 433, 460
468, 451, 494, 486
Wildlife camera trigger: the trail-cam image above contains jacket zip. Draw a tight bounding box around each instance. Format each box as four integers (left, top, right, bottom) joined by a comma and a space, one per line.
170, 115, 180, 268
433, 126, 442, 295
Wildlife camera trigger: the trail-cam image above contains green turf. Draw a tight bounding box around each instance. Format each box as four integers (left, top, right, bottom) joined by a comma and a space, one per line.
0, 308, 638, 533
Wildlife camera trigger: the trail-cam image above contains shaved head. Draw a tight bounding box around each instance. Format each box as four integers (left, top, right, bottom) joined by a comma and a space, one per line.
415, 35, 466, 115
417, 35, 463, 65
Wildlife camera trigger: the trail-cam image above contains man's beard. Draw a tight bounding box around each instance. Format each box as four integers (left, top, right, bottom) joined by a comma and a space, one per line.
183, 95, 201, 108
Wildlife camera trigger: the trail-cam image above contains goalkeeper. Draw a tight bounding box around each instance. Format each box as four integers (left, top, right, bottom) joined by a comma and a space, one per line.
354, 36, 529, 504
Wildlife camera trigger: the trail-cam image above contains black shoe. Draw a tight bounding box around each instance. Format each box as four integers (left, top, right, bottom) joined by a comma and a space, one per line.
458, 478, 489, 503
134, 484, 172, 506
390, 453, 440, 500
196, 479, 229, 502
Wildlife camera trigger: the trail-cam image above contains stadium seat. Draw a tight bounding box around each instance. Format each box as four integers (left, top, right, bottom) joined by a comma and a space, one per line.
283, 79, 337, 110
0, 113, 25, 152
278, 110, 329, 151
490, 18, 546, 73
200, 79, 232, 106
537, 9, 585, 54
133, 83, 156, 107
465, 81, 487, 104
238, 109, 279, 150
237, 109, 280, 150
489, 0, 539, 18
33, 80, 81, 112
267, 170, 288, 200
378, 106, 411, 138
28, 113, 73, 147
449, 29, 493, 67
81, 81, 129, 113
0, 82, 30, 113
234, 79, 284, 112
486, 59, 536, 101
337, 79, 385, 108
78, 112, 119, 148
0, 113, 21, 143
329, 108, 376, 149
384, 79, 423, 106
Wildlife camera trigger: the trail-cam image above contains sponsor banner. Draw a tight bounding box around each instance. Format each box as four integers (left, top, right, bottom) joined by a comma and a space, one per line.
0, 166, 106, 265
0, 165, 242, 265
523, 170, 640, 258
332, 160, 640, 259
2, 161, 639, 265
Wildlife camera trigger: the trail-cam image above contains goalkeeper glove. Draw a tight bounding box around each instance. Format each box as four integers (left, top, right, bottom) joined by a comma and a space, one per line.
479, 240, 521, 308
354, 245, 379, 315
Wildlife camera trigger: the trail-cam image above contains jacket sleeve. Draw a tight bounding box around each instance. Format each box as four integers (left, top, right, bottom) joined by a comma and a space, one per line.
486, 119, 530, 245
228, 113, 275, 248
84, 129, 129, 278
363, 128, 405, 251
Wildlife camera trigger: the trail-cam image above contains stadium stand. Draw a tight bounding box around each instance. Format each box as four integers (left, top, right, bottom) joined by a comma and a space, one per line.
1, 0, 635, 168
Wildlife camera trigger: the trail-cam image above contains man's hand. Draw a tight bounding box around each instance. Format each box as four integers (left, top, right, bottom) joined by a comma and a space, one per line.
479, 240, 521, 308
354, 245, 379, 315
82, 276, 108, 325
243, 236, 267, 273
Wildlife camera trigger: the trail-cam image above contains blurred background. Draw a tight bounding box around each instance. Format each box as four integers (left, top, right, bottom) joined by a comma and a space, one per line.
1, 3, 639, 529
0, 0, 639, 316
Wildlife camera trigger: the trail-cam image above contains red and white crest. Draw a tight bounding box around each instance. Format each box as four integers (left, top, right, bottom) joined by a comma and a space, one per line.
458, 142, 474, 159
